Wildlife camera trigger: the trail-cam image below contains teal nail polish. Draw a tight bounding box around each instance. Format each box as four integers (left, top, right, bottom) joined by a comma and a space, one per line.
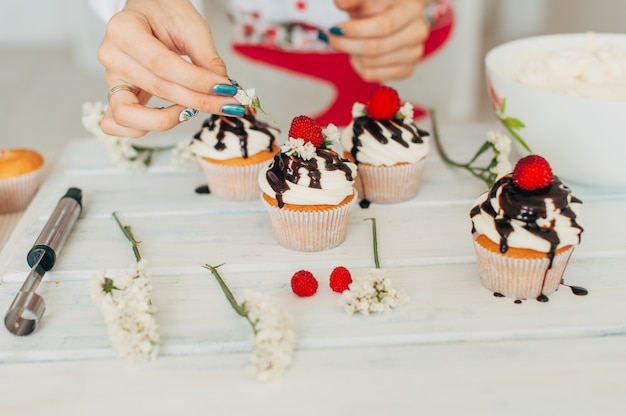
179, 108, 198, 122
329, 26, 344, 36
221, 104, 245, 117
212, 83, 238, 96
318, 32, 329, 43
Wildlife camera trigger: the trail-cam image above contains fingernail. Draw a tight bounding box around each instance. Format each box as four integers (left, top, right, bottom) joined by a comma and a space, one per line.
329, 26, 344, 36
179, 108, 198, 122
318, 31, 329, 43
221, 104, 245, 117
212, 83, 238, 96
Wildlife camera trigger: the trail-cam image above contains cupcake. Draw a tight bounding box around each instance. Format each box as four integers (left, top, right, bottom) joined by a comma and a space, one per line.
341, 86, 430, 204
0, 148, 44, 214
190, 107, 279, 201
470, 155, 584, 302
258, 115, 357, 252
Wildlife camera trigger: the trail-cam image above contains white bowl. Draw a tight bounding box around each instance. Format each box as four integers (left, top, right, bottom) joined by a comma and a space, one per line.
485, 33, 626, 188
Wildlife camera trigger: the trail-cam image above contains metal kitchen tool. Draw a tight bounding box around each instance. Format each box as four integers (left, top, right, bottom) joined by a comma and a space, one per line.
4, 187, 83, 336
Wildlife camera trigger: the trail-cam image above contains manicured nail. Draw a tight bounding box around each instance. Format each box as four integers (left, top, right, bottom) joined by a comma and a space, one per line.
221, 104, 245, 117
329, 26, 344, 36
318, 31, 329, 43
212, 83, 238, 96
179, 108, 198, 122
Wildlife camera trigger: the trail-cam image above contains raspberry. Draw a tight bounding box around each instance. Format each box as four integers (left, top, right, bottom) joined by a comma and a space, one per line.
512, 155, 554, 191
290, 270, 319, 297
329, 266, 352, 293
288, 115, 324, 148
366, 86, 401, 120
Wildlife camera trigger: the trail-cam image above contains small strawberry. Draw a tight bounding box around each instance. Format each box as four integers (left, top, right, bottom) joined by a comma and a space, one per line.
329, 266, 352, 293
288, 115, 324, 148
366, 86, 401, 120
512, 155, 554, 191
291, 270, 319, 297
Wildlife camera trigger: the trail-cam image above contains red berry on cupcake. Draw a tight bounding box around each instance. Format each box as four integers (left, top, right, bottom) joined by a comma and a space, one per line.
512, 155, 554, 191
329, 266, 352, 293
291, 270, 319, 297
366, 86, 401, 120
288, 115, 324, 148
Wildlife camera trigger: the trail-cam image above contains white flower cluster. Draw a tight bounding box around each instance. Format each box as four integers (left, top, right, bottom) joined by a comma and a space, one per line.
399, 102, 414, 123
486, 130, 512, 179
90, 260, 160, 361
342, 269, 410, 315
351, 102, 366, 118
234, 87, 257, 106
171, 140, 200, 169
81, 102, 148, 171
241, 292, 296, 381
323, 123, 340, 144
281, 137, 316, 160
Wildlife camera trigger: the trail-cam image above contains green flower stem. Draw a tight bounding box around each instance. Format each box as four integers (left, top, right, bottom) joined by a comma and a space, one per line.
203, 264, 250, 322
430, 108, 493, 188
498, 116, 532, 153
112, 211, 142, 262
365, 218, 380, 269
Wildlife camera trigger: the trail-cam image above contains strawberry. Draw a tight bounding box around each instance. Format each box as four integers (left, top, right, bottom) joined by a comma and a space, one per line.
512, 155, 554, 191
291, 270, 319, 297
288, 115, 324, 148
366, 86, 401, 120
329, 266, 352, 293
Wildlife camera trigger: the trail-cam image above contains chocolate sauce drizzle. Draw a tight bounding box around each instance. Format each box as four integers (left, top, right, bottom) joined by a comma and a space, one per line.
473, 175, 585, 302
193, 108, 278, 158
265, 148, 354, 208
346, 116, 429, 164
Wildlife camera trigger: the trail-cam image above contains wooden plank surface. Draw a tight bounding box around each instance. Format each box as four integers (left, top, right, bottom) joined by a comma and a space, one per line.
1, 123, 625, 414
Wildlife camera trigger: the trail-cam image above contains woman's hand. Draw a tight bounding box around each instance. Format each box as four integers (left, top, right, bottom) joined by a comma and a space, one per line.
97, 0, 244, 138
327, 0, 430, 82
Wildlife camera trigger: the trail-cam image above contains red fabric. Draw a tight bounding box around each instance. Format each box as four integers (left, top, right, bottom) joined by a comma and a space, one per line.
232, 7, 454, 127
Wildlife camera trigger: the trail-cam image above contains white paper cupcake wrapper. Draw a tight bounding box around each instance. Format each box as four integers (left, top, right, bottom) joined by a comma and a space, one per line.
357, 158, 426, 203
198, 157, 270, 201
473, 236, 574, 300
0, 168, 43, 214
261, 194, 357, 252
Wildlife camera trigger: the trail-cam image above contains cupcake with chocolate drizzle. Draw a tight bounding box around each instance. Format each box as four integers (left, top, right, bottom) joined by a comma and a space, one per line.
258, 115, 357, 252
341, 86, 430, 204
190, 106, 279, 201
470, 155, 585, 302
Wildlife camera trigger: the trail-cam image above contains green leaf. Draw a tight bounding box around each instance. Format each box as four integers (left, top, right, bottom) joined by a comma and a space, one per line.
502, 117, 525, 130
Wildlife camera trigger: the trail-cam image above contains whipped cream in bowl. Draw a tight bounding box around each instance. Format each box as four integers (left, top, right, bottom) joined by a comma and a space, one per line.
485, 33, 626, 188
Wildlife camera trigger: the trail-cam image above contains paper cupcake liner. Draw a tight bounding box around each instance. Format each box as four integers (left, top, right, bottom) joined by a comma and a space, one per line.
0, 168, 43, 214
261, 195, 356, 252
357, 158, 426, 204
198, 157, 270, 201
472, 236, 574, 300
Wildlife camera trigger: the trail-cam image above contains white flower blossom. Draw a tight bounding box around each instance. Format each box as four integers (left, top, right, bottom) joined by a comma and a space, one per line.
235, 87, 257, 106
342, 269, 410, 315
323, 123, 340, 144
241, 292, 296, 381
487, 130, 513, 179
171, 140, 200, 169
281, 137, 316, 160
352, 102, 366, 118
91, 260, 160, 361
399, 102, 414, 123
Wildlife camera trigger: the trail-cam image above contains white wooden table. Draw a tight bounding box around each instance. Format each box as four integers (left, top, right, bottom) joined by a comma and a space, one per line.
1, 123, 625, 415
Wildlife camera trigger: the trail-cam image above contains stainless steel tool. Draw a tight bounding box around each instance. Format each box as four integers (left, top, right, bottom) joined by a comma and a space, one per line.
4, 187, 83, 336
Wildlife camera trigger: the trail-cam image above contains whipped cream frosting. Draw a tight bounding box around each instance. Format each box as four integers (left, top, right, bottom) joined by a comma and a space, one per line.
190, 110, 278, 160
258, 145, 357, 207
516, 34, 626, 101
341, 105, 430, 166
470, 175, 583, 255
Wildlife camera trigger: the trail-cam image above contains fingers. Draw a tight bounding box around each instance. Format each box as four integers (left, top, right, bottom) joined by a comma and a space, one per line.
99, 14, 237, 113
326, 0, 429, 81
